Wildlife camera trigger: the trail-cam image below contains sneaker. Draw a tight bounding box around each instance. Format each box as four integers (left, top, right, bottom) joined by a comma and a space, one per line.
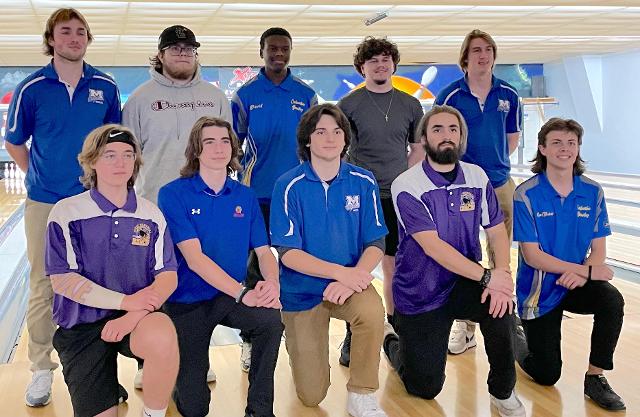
347, 392, 387, 417
240, 341, 252, 373
25, 370, 53, 407
135, 367, 216, 390
383, 321, 397, 341
584, 374, 626, 411
490, 390, 526, 417
118, 384, 128, 404
206, 368, 217, 382
448, 320, 477, 355
339, 326, 352, 367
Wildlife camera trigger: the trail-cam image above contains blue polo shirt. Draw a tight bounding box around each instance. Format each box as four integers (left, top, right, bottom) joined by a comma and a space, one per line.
45, 188, 177, 329
270, 161, 388, 312
5, 61, 122, 204
231, 68, 317, 203
435, 76, 521, 188
391, 160, 504, 315
514, 173, 611, 320
158, 174, 268, 304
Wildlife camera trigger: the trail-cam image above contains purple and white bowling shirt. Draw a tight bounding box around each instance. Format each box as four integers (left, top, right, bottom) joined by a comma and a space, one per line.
45, 188, 177, 329
391, 160, 504, 315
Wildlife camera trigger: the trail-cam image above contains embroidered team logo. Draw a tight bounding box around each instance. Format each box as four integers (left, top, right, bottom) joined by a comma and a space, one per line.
174, 26, 187, 39
497, 99, 510, 113
460, 192, 475, 212
345, 195, 360, 212
131, 223, 151, 246
191, 208, 201, 215
234, 206, 245, 218
88, 89, 104, 104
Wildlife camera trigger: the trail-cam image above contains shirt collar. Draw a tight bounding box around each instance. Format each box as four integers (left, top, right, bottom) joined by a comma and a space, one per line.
302, 160, 350, 183
258, 67, 293, 92
422, 160, 466, 188
539, 172, 588, 199
459, 74, 500, 93
190, 173, 234, 196
43, 60, 93, 81
90, 188, 137, 213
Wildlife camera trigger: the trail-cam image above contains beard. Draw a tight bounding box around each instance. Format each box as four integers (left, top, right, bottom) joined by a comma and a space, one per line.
163, 62, 196, 81
425, 141, 460, 164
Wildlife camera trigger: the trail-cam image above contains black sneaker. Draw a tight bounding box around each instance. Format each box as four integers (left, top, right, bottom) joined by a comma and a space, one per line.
118, 384, 128, 404
339, 325, 352, 367
584, 374, 625, 411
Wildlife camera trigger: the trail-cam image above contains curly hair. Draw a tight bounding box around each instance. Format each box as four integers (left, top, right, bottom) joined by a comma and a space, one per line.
353, 36, 400, 77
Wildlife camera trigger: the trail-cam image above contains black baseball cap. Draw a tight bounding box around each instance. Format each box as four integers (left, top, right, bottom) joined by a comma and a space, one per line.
158, 25, 200, 50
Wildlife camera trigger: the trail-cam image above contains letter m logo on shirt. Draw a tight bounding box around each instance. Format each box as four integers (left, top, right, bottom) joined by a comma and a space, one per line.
345, 195, 360, 212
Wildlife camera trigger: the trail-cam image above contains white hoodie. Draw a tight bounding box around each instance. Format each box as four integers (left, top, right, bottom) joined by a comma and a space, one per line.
123, 66, 231, 203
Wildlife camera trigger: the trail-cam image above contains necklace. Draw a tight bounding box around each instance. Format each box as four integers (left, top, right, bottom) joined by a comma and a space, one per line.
365, 88, 394, 122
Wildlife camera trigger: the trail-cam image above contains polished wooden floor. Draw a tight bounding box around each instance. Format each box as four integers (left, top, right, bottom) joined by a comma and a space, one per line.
0, 276, 638, 417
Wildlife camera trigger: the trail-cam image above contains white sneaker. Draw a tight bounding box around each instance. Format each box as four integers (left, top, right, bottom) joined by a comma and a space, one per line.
448, 320, 477, 354
25, 370, 53, 407
135, 367, 216, 389
383, 321, 396, 340
240, 341, 252, 373
347, 392, 387, 417
206, 368, 217, 382
490, 391, 526, 417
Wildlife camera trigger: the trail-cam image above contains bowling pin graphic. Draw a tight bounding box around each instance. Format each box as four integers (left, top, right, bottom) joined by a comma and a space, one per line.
9, 162, 15, 179
3, 162, 8, 179
413, 66, 438, 99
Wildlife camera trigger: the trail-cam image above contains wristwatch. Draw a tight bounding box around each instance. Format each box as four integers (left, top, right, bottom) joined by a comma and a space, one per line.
235, 286, 250, 304
479, 268, 492, 288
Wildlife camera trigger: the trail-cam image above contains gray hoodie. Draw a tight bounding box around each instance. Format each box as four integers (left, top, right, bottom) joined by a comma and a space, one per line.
123, 66, 231, 203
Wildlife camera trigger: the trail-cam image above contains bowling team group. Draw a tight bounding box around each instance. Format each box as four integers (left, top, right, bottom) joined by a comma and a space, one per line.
4, 7, 626, 417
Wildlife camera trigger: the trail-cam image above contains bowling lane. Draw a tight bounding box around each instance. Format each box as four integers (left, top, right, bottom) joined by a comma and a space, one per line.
0, 162, 27, 229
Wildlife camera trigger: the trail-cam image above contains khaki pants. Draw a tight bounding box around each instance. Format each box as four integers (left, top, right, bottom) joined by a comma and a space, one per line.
487, 177, 516, 268
281, 285, 385, 406
24, 198, 58, 371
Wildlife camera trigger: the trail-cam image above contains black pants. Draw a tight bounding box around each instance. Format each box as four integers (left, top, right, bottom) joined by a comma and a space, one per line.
163, 295, 283, 417
384, 278, 516, 400
245, 202, 271, 289
519, 280, 624, 386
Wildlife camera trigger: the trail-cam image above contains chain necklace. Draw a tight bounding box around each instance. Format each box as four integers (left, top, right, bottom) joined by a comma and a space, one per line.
365, 87, 394, 122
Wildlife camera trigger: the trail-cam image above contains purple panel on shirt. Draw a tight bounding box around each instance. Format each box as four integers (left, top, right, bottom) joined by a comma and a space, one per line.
50, 215, 165, 328
393, 184, 486, 315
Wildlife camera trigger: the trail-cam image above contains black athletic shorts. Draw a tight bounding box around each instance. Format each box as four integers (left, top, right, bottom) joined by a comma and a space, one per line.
381, 197, 399, 256
53, 314, 139, 417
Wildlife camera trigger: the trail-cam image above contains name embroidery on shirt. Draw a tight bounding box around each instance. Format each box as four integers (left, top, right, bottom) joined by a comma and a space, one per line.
497, 99, 510, 113
249, 103, 263, 111
88, 89, 104, 104
577, 211, 590, 219
460, 191, 475, 212
234, 205, 245, 218
131, 223, 151, 246
536, 211, 554, 218
291, 99, 306, 113
345, 195, 360, 212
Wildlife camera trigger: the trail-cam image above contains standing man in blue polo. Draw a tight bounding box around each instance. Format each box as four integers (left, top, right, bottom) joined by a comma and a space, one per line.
231, 26, 317, 370
513, 118, 625, 411
270, 104, 388, 417
4, 7, 121, 407
383, 105, 525, 417
435, 29, 522, 355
